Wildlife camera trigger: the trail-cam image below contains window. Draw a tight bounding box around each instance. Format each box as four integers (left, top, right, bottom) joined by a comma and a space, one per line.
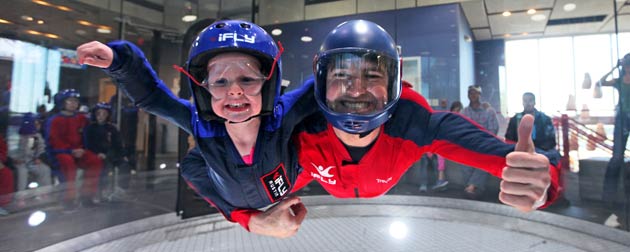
505, 33, 628, 117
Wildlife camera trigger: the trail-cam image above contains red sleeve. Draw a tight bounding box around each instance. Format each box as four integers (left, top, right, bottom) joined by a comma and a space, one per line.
539, 163, 562, 208
0, 134, 7, 163
231, 209, 262, 231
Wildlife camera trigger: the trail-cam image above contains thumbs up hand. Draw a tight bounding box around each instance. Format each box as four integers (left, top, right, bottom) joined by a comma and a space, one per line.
500, 114, 551, 212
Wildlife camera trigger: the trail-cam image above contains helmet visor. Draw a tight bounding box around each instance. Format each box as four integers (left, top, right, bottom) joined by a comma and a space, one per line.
201, 61, 266, 99
317, 52, 398, 115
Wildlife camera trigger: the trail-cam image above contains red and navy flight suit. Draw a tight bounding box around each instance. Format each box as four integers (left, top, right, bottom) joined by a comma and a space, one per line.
291, 84, 561, 208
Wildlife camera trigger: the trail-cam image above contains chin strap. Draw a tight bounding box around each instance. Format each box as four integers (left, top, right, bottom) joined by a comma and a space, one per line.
227, 114, 260, 124
356, 127, 380, 138
226, 111, 272, 124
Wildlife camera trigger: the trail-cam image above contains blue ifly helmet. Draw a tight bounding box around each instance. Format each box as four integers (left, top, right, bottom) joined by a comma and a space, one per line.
90, 102, 112, 122
186, 20, 282, 122
19, 112, 37, 135
54, 89, 81, 109
313, 20, 401, 134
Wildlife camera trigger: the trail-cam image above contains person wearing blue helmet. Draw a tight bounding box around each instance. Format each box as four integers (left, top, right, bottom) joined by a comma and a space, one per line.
77, 20, 317, 236
289, 20, 560, 213
83, 102, 132, 200
46, 89, 104, 209
12, 113, 52, 192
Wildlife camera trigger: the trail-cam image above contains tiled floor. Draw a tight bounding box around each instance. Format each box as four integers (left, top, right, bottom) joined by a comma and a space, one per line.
1, 167, 629, 252
38, 196, 630, 252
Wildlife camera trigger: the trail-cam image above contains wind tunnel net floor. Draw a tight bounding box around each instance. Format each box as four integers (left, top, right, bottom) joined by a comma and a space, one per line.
40, 196, 630, 252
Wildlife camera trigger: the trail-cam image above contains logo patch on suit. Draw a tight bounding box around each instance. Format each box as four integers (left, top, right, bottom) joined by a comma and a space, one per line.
261, 163, 290, 202
310, 163, 336, 185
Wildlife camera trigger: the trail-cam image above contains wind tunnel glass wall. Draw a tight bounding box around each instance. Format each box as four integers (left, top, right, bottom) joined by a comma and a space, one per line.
505, 32, 630, 117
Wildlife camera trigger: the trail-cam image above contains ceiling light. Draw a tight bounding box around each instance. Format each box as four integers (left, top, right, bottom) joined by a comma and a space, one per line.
182, 1, 198, 22
504, 34, 511, 38
182, 14, 197, 22
300, 36, 312, 42
271, 28, 282, 36
563, 3, 576, 12
531, 14, 546, 21
0, 19, 12, 24
26, 30, 42, 35
97, 26, 112, 34
527, 9, 536, 15
75, 29, 87, 35
522, 32, 528, 36
56, 5, 72, 12
45, 33, 59, 39
37, 20, 44, 24
21, 15, 34, 21
32, 0, 52, 7
78, 20, 94, 26
502, 11, 511, 17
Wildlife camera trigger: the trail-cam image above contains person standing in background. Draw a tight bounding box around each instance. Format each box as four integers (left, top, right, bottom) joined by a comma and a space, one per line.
598, 54, 630, 205
505, 92, 556, 151
461, 85, 499, 199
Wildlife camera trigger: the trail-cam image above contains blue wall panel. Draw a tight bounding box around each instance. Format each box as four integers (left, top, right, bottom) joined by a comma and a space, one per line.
263, 3, 473, 109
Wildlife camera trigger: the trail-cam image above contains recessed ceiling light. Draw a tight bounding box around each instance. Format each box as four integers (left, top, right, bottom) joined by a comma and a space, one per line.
531, 14, 546, 21
182, 14, 197, 22
502, 11, 511, 17
56, 5, 72, 12
300, 36, 312, 42
527, 9, 536, 15
75, 29, 87, 35
563, 3, 576, 12
271, 28, 282, 36
45, 33, 59, 39
32, 0, 52, 7
21, 15, 34, 21
37, 20, 44, 24
97, 26, 112, 34
26, 30, 42, 35
78, 20, 94, 26
0, 18, 12, 24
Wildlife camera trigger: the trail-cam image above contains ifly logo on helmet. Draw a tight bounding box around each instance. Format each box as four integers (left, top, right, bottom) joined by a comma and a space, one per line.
218, 32, 255, 44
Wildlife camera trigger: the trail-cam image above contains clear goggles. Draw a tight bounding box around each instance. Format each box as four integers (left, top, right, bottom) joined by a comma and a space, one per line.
200, 61, 266, 99
316, 52, 398, 115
